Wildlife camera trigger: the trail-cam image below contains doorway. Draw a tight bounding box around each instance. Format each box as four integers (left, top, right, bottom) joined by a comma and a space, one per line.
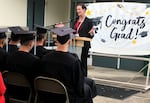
27, 0, 45, 30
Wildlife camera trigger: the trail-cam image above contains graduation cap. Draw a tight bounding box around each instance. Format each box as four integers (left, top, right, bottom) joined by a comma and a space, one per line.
35, 25, 48, 41
51, 27, 76, 36
51, 27, 76, 44
17, 31, 36, 44
0, 28, 8, 39
139, 31, 148, 38
9, 26, 24, 34
36, 25, 48, 35
8, 26, 24, 41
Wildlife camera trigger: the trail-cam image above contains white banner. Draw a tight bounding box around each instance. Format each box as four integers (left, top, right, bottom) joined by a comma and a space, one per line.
86, 2, 150, 55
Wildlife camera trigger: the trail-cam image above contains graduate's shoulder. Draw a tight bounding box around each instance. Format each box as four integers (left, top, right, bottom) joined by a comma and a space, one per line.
28, 52, 40, 60
0, 48, 9, 58
8, 51, 39, 61
70, 53, 79, 58
42, 51, 79, 61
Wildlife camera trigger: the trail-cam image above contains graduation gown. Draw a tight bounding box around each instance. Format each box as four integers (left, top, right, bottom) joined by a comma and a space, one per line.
7, 51, 39, 81
0, 72, 6, 103
41, 51, 93, 103
8, 44, 18, 54
0, 48, 8, 71
6, 51, 40, 100
30, 46, 50, 58
3, 44, 19, 54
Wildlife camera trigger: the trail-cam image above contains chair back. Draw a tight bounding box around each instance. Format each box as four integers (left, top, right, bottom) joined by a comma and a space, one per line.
34, 76, 70, 103
3, 71, 30, 87
3, 71, 32, 103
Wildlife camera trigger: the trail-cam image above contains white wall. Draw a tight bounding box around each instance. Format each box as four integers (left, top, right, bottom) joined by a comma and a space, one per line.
0, 0, 70, 27
45, 0, 70, 26
0, 0, 27, 27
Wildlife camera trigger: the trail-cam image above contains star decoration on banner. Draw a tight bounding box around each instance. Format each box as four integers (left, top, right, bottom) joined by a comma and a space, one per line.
132, 39, 137, 44
145, 11, 149, 16
86, 9, 92, 16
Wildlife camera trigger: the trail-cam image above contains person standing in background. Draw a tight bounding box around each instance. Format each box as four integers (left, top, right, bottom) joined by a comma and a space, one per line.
73, 3, 94, 76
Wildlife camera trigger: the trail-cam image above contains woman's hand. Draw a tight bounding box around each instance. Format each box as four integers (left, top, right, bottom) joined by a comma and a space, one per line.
88, 27, 95, 36
55, 23, 65, 28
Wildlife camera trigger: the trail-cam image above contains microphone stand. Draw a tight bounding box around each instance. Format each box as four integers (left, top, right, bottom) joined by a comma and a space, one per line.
46, 17, 77, 47
46, 17, 78, 30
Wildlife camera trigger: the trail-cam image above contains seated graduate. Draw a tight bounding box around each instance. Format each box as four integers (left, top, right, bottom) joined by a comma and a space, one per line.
0, 28, 8, 71
6, 31, 40, 100
40, 27, 97, 103
4, 26, 24, 54
30, 26, 50, 58
7, 30, 39, 81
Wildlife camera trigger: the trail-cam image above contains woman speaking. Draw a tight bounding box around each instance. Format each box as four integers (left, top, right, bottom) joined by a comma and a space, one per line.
74, 3, 94, 76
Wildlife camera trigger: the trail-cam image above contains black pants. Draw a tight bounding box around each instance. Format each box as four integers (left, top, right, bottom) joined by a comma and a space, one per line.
78, 77, 97, 103
84, 77, 97, 98
81, 42, 90, 76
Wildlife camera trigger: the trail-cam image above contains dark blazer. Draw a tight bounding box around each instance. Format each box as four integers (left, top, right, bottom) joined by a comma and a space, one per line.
74, 17, 93, 39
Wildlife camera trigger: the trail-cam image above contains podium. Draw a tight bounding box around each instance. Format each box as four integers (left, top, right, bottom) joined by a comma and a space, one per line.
73, 37, 92, 47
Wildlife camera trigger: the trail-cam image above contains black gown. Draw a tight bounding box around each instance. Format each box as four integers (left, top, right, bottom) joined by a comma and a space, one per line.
30, 46, 50, 58
0, 48, 8, 71
6, 51, 40, 100
40, 51, 96, 103
3, 44, 19, 54
7, 51, 40, 81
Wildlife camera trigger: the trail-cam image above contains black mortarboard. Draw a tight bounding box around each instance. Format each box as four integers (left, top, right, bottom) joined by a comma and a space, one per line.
51, 27, 76, 37
139, 31, 148, 38
8, 26, 24, 41
17, 31, 36, 44
0, 28, 8, 39
36, 25, 48, 35
51, 27, 76, 44
8, 26, 24, 35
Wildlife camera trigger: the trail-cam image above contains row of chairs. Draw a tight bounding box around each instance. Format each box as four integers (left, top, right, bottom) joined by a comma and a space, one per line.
3, 71, 70, 103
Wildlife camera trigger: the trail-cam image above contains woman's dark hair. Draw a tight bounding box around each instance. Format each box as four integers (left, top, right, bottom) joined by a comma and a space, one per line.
77, 3, 87, 10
